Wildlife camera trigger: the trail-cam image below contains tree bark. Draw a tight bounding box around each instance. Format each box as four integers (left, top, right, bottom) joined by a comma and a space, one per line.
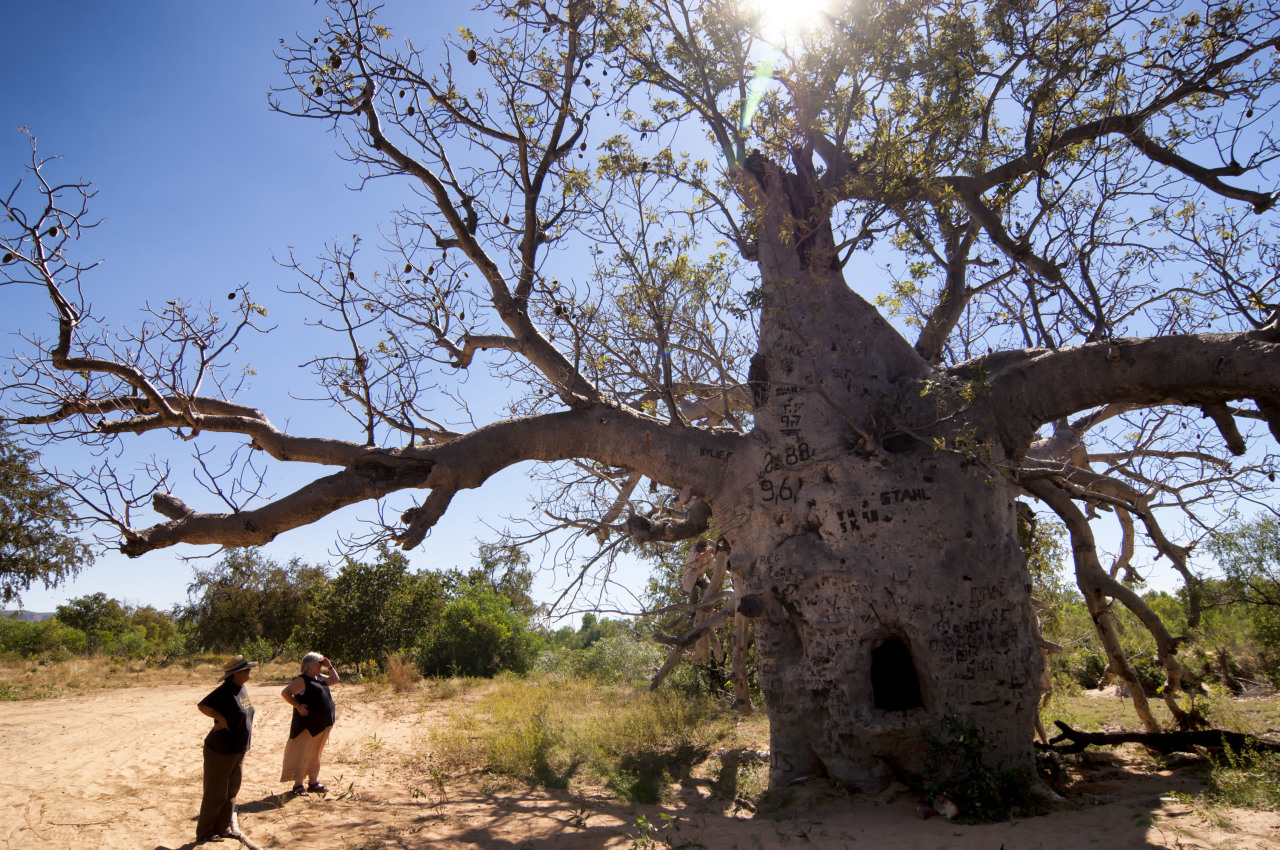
703, 160, 1042, 790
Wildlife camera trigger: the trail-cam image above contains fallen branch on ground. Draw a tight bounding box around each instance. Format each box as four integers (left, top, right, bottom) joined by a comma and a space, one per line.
1039, 721, 1280, 755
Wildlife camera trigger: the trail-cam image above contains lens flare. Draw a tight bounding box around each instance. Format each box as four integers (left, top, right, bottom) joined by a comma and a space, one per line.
749, 0, 837, 45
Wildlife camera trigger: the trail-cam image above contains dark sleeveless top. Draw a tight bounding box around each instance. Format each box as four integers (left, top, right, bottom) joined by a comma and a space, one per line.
288, 674, 335, 739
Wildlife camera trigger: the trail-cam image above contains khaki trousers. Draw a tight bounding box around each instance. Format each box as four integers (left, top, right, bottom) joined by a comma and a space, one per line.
196, 745, 244, 841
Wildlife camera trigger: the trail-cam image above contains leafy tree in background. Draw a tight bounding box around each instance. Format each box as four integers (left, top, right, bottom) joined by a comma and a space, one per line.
417, 582, 539, 677
7, 0, 1280, 789
1207, 516, 1280, 648
0, 429, 93, 605
55, 591, 131, 636
300, 543, 447, 668
465, 545, 545, 617
181, 548, 328, 654
45, 592, 183, 658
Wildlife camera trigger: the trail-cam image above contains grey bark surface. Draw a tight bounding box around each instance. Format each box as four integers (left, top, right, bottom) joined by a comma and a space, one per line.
692, 160, 1042, 789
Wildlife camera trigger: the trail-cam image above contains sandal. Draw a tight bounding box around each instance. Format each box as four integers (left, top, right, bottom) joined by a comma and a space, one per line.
307, 782, 328, 793
292, 784, 308, 795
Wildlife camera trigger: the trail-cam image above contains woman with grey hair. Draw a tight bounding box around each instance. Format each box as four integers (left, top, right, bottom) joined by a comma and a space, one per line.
280, 651, 339, 795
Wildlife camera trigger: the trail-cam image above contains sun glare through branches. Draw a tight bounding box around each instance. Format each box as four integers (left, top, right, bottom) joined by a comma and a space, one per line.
748, 0, 838, 44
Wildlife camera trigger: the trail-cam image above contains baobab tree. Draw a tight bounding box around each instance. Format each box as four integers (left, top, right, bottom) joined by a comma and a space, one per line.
3, 0, 1279, 792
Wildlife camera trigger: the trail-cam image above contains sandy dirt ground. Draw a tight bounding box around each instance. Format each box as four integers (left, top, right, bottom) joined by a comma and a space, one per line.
2, 680, 1278, 850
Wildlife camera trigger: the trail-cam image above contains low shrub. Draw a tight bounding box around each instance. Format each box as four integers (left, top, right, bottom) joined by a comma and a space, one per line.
385, 651, 420, 692
920, 714, 1050, 824
535, 633, 661, 684
0, 617, 87, 659
1203, 743, 1280, 811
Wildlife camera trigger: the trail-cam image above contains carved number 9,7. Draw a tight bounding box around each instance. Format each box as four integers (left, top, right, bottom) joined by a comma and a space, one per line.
760, 476, 801, 504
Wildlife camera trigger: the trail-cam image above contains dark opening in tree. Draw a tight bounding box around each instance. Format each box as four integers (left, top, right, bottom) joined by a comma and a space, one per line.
871, 637, 924, 712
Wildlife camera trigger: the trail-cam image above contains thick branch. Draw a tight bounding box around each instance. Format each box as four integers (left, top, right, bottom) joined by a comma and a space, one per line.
121, 405, 743, 555
974, 330, 1280, 457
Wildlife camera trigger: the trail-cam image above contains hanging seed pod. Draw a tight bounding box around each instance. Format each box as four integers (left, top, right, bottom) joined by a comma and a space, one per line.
47, 226, 59, 237
228, 292, 237, 300
404, 262, 413, 273
502, 214, 510, 225
406, 105, 415, 116
348, 271, 356, 280
580, 141, 587, 151
467, 48, 478, 64
399, 89, 406, 98
427, 264, 435, 275
315, 85, 324, 96
2, 253, 15, 264
330, 53, 342, 69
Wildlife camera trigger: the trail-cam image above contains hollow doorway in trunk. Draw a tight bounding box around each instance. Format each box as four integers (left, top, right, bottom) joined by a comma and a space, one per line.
870, 636, 924, 711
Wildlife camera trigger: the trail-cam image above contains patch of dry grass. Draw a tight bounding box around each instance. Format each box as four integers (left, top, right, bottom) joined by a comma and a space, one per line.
1049, 687, 1280, 734
426, 673, 761, 805
0, 654, 303, 700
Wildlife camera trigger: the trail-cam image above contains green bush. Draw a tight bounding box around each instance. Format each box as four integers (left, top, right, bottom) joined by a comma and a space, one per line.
920, 714, 1049, 823
418, 585, 538, 677
106, 626, 150, 660
537, 633, 661, 683
1053, 648, 1106, 690
0, 616, 87, 658
1203, 743, 1280, 811
239, 637, 275, 665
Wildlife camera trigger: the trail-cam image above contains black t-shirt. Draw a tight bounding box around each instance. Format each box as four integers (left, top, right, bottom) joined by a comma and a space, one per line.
289, 674, 336, 739
198, 679, 255, 754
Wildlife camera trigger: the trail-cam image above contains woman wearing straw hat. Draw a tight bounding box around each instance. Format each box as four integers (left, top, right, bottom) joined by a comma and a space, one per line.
195, 655, 257, 843
279, 652, 339, 796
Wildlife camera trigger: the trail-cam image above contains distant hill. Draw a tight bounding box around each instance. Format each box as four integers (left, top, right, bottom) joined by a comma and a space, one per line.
2, 610, 54, 622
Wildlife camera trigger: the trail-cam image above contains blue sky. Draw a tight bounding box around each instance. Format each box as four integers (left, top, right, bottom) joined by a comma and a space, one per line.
1, 1, 555, 612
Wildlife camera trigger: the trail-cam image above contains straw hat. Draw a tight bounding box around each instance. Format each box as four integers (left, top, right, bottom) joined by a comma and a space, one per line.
220, 655, 258, 680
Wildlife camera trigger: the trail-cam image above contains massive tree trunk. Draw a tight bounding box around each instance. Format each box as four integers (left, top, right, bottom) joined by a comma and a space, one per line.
701, 159, 1042, 790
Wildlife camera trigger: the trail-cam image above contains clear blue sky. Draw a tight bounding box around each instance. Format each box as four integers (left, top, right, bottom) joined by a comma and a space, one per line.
1, 1, 556, 612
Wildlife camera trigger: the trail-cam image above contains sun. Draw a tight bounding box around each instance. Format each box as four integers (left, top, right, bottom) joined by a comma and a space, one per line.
747, 0, 838, 45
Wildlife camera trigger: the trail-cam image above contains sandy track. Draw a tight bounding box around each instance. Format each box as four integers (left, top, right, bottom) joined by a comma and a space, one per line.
2, 682, 1279, 849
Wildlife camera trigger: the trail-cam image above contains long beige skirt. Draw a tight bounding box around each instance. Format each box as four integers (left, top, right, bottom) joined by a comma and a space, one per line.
280, 726, 332, 785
